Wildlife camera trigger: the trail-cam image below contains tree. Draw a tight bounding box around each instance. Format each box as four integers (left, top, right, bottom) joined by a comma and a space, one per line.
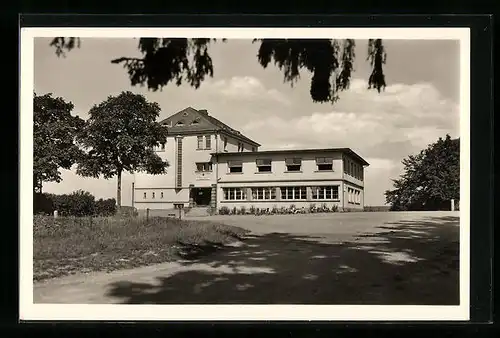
33, 93, 85, 193
76, 91, 169, 208
50, 38, 387, 104
385, 135, 460, 211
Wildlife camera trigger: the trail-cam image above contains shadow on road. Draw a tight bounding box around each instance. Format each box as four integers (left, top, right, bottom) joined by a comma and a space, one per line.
106, 215, 460, 305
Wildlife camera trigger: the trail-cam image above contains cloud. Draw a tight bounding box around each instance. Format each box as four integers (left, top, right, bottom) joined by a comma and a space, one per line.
210, 76, 291, 106
240, 81, 460, 205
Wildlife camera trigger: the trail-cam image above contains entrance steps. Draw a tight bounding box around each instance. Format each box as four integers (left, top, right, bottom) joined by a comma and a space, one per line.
185, 206, 212, 217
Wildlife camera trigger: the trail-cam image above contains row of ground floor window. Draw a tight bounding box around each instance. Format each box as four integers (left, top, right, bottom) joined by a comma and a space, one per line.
222, 185, 361, 204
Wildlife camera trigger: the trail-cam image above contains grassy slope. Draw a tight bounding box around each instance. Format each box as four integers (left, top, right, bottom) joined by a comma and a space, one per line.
33, 215, 249, 282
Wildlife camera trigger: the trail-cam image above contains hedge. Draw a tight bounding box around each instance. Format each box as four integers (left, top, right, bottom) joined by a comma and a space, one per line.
34, 190, 117, 217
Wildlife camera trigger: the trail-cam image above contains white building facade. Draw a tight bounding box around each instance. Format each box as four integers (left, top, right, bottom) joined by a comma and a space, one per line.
133, 107, 369, 213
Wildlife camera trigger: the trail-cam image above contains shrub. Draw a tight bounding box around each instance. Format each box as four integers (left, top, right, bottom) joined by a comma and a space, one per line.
272, 205, 279, 214
232, 206, 237, 215
240, 206, 246, 215
309, 203, 317, 213
219, 206, 230, 215
249, 205, 256, 214
51, 190, 95, 217
279, 206, 286, 214
95, 198, 117, 216
207, 206, 216, 216
34, 192, 55, 215
331, 204, 339, 212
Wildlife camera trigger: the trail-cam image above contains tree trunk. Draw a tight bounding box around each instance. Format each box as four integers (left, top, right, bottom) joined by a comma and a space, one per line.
117, 170, 122, 209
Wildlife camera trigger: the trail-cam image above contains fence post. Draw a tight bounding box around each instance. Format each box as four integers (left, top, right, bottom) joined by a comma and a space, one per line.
451, 199, 455, 211
53, 210, 58, 218
146, 208, 150, 221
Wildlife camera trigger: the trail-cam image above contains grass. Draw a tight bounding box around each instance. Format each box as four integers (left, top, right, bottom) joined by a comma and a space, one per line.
33, 215, 249, 282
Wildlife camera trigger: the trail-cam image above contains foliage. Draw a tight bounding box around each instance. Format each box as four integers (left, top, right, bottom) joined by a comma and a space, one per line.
33, 93, 85, 193
95, 198, 117, 217
218, 206, 230, 215
49, 190, 96, 217
50, 38, 386, 104
385, 135, 460, 211
34, 191, 117, 217
76, 91, 169, 207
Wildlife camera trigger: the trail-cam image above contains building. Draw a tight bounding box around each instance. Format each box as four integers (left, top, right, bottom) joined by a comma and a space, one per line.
133, 107, 369, 214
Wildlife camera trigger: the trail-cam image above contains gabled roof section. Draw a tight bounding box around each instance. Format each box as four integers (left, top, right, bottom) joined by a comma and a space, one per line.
159, 107, 260, 146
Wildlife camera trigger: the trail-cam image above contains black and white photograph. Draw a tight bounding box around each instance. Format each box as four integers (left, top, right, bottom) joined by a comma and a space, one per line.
20, 27, 470, 321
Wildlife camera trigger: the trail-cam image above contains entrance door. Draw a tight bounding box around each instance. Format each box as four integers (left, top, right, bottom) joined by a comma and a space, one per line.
191, 187, 212, 206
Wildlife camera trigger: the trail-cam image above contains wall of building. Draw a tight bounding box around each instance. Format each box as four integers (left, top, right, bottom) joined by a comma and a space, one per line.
215, 132, 256, 153
216, 151, 344, 183
216, 179, 344, 210
342, 154, 365, 188
342, 182, 364, 210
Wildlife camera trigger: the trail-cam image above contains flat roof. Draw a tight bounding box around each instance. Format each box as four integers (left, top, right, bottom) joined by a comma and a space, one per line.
212, 148, 370, 166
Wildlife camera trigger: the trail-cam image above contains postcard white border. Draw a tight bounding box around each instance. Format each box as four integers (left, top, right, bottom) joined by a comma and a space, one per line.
20, 27, 470, 321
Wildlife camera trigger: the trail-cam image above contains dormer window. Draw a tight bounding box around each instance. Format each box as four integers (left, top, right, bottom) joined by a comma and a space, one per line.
175, 120, 185, 126
191, 118, 200, 125
316, 157, 333, 171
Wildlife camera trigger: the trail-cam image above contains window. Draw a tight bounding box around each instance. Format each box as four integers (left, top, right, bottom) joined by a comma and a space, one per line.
176, 121, 184, 126
252, 147, 257, 152
252, 187, 276, 200
197, 135, 203, 149
143, 192, 146, 199
350, 162, 354, 176
205, 135, 211, 149
161, 192, 164, 199
191, 118, 200, 125
238, 142, 244, 152
152, 192, 155, 199
312, 186, 339, 200
316, 157, 333, 171
285, 158, 302, 172
256, 159, 272, 172
348, 188, 354, 203
196, 162, 213, 172
223, 188, 246, 200
281, 186, 307, 200
228, 160, 243, 173
223, 137, 228, 151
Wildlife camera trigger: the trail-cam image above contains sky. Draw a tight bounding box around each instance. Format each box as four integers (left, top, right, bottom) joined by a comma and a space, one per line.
34, 37, 461, 206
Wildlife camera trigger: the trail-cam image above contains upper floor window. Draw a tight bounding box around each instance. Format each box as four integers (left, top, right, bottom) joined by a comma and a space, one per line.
285, 158, 302, 172
312, 186, 339, 200
252, 147, 257, 152
316, 157, 333, 171
350, 162, 354, 176
228, 160, 243, 173
223, 187, 246, 200
281, 186, 306, 200
175, 120, 184, 126
160, 192, 164, 199
197, 135, 203, 150
205, 135, 211, 149
256, 159, 272, 172
238, 142, 244, 152
152, 192, 155, 199
196, 162, 213, 172
143, 192, 146, 199
223, 137, 228, 152
252, 187, 276, 200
